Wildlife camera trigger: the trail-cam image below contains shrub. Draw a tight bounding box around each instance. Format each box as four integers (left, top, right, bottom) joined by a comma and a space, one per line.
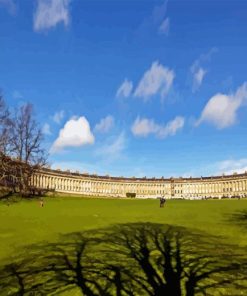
126, 192, 136, 198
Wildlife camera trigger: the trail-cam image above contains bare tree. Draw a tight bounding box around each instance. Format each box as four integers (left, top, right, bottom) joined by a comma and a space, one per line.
0, 95, 13, 186
9, 103, 47, 195
0, 95, 11, 153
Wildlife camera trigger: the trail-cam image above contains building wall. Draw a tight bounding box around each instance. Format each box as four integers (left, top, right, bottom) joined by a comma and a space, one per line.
31, 169, 247, 199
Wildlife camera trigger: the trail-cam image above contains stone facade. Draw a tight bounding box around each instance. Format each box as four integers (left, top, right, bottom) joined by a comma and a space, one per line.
31, 168, 247, 199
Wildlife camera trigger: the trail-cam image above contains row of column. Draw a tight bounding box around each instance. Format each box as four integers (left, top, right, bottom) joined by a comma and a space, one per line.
31, 174, 172, 196
181, 180, 247, 195
31, 173, 247, 198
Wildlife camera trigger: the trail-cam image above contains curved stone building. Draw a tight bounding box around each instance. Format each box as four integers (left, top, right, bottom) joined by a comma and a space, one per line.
31, 168, 247, 199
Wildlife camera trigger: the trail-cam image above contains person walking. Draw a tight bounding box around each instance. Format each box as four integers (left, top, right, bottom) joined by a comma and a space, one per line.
160, 196, 166, 207
160, 196, 163, 208
39, 197, 44, 207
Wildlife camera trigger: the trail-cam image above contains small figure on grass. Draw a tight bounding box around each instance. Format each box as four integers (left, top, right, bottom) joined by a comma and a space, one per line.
39, 197, 44, 207
160, 196, 166, 208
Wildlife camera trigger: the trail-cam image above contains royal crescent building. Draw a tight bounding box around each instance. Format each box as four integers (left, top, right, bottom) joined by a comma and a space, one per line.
30, 167, 247, 199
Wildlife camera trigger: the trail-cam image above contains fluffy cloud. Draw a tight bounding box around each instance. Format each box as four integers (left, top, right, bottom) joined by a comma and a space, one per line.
51, 116, 94, 152
159, 17, 170, 35
116, 79, 133, 98
131, 116, 185, 139
96, 132, 126, 160
131, 118, 157, 137
33, 0, 71, 32
216, 158, 247, 175
94, 115, 114, 133
181, 158, 247, 178
134, 61, 175, 101
196, 82, 247, 129
191, 48, 217, 92
42, 123, 52, 135
0, 0, 16, 14
53, 110, 64, 124
158, 116, 185, 138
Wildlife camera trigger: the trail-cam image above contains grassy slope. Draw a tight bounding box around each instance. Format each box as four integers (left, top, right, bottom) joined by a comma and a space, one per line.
0, 197, 247, 264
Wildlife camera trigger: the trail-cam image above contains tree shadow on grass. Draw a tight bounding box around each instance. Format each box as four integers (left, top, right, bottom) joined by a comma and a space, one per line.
0, 223, 247, 296
227, 210, 247, 229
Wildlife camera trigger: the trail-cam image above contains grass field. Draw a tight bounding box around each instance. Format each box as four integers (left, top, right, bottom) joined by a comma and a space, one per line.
0, 197, 247, 295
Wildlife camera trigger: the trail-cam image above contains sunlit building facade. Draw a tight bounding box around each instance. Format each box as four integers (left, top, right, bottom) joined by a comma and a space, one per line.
31, 168, 247, 199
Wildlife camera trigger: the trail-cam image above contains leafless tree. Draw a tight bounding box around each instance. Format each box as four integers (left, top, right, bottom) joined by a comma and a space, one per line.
8, 103, 47, 195
0, 95, 9, 150
0, 95, 12, 186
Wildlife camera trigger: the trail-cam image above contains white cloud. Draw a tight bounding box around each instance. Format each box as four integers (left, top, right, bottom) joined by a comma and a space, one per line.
192, 67, 207, 91
116, 79, 133, 98
12, 90, 23, 99
131, 118, 158, 137
131, 116, 185, 139
152, 0, 168, 25
42, 123, 52, 135
33, 0, 71, 32
51, 116, 94, 153
152, 0, 170, 36
159, 17, 170, 35
196, 82, 247, 129
96, 132, 126, 160
157, 116, 185, 138
0, 0, 16, 14
134, 61, 175, 101
53, 110, 64, 124
216, 158, 247, 175
191, 47, 217, 92
94, 115, 114, 133
180, 158, 247, 178
136, 0, 168, 38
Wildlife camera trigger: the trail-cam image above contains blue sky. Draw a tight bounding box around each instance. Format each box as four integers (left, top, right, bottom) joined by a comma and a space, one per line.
1, 0, 247, 177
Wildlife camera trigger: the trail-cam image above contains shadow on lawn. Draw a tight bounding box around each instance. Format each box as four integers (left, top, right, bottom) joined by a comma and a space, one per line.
227, 210, 247, 229
0, 223, 247, 296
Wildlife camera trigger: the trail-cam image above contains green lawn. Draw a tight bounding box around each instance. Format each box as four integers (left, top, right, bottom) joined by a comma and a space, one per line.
0, 197, 247, 295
